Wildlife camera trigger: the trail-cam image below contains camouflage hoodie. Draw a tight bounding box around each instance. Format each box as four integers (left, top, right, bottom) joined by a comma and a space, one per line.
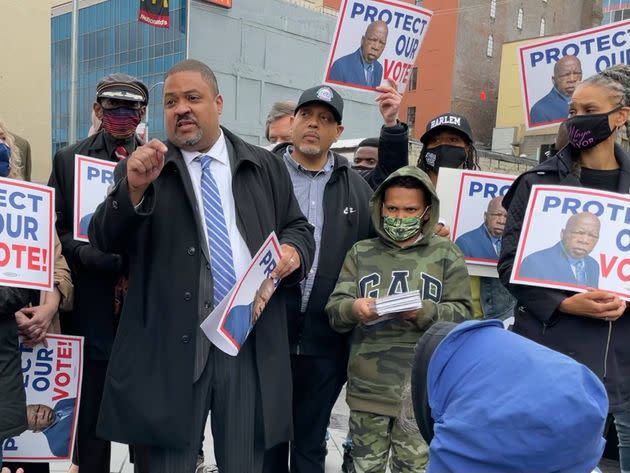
326, 166, 472, 417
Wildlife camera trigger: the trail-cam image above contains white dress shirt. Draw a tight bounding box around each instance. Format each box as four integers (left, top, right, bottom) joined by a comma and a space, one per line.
181, 130, 251, 279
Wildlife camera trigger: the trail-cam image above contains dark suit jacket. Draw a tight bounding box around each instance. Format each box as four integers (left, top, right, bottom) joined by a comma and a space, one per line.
329, 48, 383, 88
43, 397, 75, 457
530, 87, 570, 124
519, 242, 599, 288
455, 224, 499, 260
89, 126, 315, 449
48, 131, 141, 360
223, 303, 253, 348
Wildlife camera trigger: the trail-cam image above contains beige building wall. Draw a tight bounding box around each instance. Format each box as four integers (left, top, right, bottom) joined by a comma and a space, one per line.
0, 0, 54, 183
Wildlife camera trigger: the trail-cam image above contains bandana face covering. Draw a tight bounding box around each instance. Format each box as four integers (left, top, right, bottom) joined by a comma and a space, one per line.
101, 107, 142, 138
382, 206, 430, 241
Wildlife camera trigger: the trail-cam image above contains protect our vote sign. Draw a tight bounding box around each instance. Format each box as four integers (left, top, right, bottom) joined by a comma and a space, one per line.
511, 185, 630, 299
201, 232, 281, 356
2, 335, 83, 462
324, 0, 432, 92
436, 168, 515, 278
519, 20, 630, 130
0, 178, 55, 291
73, 154, 116, 242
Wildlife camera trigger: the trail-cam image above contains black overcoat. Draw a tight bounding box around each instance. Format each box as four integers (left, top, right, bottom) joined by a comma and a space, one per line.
89, 127, 315, 448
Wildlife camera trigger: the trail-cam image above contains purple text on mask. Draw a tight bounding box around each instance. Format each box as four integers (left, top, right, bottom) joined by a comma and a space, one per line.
568, 126, 594, 149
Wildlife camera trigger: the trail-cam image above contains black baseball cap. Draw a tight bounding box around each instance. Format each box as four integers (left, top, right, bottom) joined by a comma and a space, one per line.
420, 113, 473, 144
295, 85, 344, 123
96, 73, 149, 105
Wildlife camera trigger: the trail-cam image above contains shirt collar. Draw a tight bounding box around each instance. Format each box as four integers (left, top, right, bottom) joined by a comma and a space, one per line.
283, 145, 335, 174
181, 129, 227, 166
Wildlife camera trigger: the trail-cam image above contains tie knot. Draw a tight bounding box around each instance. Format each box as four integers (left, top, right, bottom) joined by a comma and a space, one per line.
198, 154, 212, 170
115, 146, 128, 161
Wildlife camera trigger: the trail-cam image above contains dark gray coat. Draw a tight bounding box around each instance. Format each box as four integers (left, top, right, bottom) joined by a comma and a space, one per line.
89, 127, 315, 449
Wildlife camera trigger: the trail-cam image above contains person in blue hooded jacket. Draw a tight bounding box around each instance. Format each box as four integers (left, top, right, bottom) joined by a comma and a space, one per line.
410, 320, 608, 473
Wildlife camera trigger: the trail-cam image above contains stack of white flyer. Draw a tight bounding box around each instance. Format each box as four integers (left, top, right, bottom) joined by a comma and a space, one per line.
365, 291, 422, 326
374, 290, 422, 315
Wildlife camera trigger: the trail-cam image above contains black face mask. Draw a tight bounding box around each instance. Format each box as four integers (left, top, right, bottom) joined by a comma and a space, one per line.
422, 145, 467, 170
565, 106, 621, 150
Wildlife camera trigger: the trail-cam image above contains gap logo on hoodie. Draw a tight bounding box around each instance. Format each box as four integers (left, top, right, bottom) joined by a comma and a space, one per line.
359, 271, 443, 303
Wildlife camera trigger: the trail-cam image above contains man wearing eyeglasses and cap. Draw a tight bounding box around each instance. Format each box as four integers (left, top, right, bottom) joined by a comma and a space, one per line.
47, 73, 148, 473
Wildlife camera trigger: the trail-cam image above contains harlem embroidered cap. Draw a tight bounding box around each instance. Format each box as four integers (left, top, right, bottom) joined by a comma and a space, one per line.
420, 112, 473, 144
96, 73, 149, 105
296, 85, 344, 123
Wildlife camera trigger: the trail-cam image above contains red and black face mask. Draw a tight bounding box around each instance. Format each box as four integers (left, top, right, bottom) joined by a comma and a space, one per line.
101, 107, 142, 138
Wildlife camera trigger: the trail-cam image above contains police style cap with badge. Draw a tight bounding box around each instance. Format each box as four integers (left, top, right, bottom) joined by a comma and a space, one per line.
295, 85, 344, 123
96, 73, 149, 107
420, 113, 472, 171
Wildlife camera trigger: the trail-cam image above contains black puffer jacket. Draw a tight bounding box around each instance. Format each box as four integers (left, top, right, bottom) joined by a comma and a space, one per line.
498, 144, 630, 411
0, 287, 37, 440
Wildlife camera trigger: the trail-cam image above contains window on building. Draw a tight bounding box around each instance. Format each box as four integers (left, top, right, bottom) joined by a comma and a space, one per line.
407, 106, 416, 133
517, 8, 524, 30
486, 34, 494, 57
540, 17, 546, 36
408, 67, 418, 91
490, 0, 497, 19
415, 0, 423, 5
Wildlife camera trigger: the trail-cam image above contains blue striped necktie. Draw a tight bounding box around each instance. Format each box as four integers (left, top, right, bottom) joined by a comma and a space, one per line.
198, 155, 236, 306
575, 260, 587, 285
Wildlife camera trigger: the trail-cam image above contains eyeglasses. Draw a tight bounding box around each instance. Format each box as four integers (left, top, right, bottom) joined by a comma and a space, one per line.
99, 98, 144, 110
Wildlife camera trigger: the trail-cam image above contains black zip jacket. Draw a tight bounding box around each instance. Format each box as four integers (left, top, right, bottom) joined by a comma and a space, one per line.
274, 122, 409, 356
498, 144, 630, 411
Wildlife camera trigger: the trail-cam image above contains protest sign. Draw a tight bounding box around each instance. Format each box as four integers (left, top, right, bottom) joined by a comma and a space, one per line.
0, 178, 54, 291
511, 185, 630, 299
1, 335, 83, 462
73, 155, 116, 242
437, 168, 515, 277
201, 232, 282, 356
518, 20, 630, 130
324, 0, 432, 92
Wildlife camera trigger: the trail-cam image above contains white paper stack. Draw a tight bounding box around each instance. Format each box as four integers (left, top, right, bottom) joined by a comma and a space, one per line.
364, 291, 422, 326
373, 290, 422, 316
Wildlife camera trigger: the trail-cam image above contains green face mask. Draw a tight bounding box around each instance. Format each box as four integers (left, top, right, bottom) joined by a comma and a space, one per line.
382, 216, 422, 241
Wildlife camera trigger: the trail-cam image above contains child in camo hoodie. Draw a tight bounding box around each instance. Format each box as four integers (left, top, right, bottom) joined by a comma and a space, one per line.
326, 166, 472, 473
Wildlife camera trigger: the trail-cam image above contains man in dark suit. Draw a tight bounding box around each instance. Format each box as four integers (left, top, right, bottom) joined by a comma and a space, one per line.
223, 278, 276, 349
26, 398, 76, 457
329, 21, 388, 88
89, 59, 314, 473
455, 196, 507, 260
519, 212, 600, 288
48, 73, 148, 473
